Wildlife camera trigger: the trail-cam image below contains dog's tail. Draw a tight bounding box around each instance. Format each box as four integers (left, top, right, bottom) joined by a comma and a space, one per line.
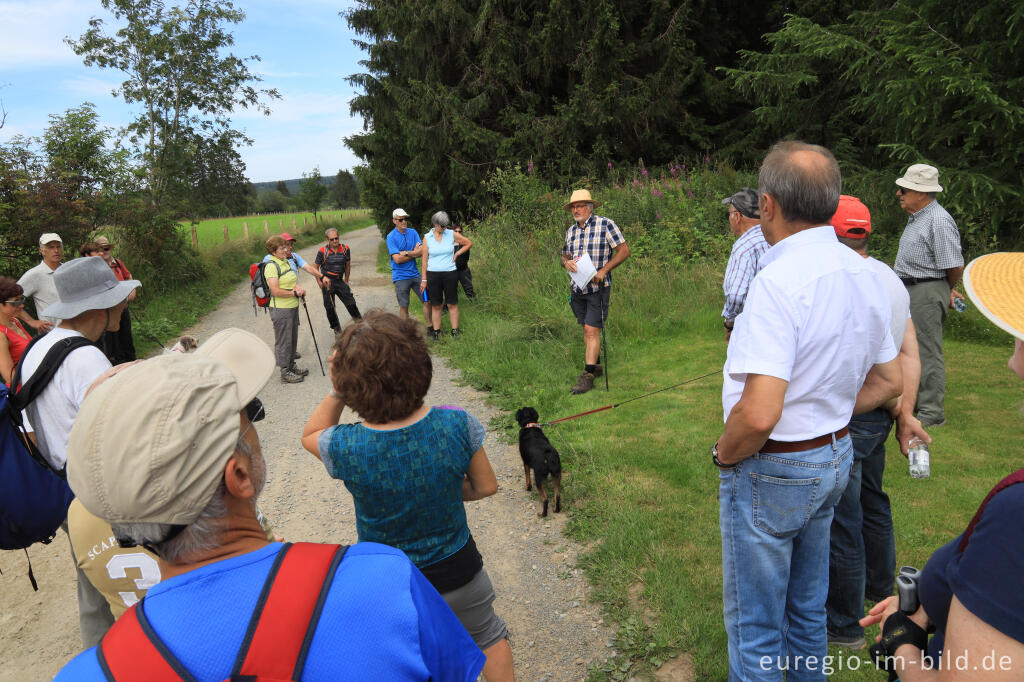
543, 445, 562, 476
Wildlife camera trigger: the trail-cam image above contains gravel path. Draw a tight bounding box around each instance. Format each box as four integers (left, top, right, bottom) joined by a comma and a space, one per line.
0, 225, 613, 681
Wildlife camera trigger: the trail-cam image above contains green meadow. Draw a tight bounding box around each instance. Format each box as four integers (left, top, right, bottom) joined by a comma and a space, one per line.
181, 209, 371, 249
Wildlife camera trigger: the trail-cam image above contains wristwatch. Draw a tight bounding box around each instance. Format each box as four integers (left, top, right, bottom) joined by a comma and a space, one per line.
712, 442, 735, 470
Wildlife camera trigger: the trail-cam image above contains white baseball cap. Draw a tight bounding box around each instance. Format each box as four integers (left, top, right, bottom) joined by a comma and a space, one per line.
392, 208, 409, 218
39, 233, 63, 246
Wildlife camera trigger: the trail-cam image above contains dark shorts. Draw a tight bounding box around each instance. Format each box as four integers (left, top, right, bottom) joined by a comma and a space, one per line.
426, 270, 459, 306
570, 287, 611, 328
440, 568, 508, 650
393, 277, 424, 308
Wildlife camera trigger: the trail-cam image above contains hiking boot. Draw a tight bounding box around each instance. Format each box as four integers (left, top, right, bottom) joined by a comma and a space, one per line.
293, 351, 302, 360
280, 368, 305, 384
429, 328, 441, 341
592, 364, 603, 378
289, 364, 310, 377
827, 631, 866, 650
451, 328, 461, 338
570, 371, 595, 394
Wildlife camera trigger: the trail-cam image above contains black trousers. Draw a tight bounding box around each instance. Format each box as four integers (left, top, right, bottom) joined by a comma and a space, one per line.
322, 279, 361, 330
100, 307, 136, 364
457, 267, 475, 299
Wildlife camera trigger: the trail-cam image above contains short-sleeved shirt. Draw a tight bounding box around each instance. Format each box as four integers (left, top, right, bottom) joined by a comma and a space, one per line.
387, 228, 423, 282
17, 260, 61, 324
263, 255, 299, 309
561, 214, 626, 294
424, 229, 457, 272
723, 226, 897, 441
918, 477, 1024, 660
55, 542, 486, 681
318, 406, 486, 568
893, 200, 964, 280
722, 225, 770, 321
261, 253, 307, 274
865, 256, 911, 350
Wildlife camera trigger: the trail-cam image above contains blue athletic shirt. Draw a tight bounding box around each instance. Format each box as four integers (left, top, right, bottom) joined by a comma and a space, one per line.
425, 229, 457, 272
55, 542, 485, 681
386, 227, 423, 282
262, 252, 307, 272
318, 407, 486, 568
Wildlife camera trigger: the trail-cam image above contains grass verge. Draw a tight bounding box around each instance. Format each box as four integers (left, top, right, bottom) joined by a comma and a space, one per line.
181, 209, 370, 250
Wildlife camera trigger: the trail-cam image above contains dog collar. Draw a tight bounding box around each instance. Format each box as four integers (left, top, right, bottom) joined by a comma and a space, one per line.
524, 422, 540, 428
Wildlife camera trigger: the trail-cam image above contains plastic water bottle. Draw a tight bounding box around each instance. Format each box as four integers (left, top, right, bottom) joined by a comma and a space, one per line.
908, 437, 930, 479
953, 297, 967, 312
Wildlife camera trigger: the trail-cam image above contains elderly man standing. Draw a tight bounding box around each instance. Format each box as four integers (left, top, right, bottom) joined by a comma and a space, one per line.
720, 188, 769, 342
893, 164, 964, 427
560, 189, 630, 395
713, 141, 901, 680
16, 232, 64, 332
386, 208, 431, 321
315, 227, 362, 332
56, 330, 486, 680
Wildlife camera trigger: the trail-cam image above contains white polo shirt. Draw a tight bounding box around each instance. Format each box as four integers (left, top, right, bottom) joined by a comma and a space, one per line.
866, 256, 910, 351
723, 226, 897, 441
17, 260, 62, 324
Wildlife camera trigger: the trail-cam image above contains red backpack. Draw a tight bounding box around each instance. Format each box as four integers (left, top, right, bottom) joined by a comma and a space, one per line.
249, 261, 283, 313
97, 543, 348, 681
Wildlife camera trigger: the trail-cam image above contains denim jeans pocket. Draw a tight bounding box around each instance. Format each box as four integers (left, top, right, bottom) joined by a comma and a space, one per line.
751, 473, 821, 538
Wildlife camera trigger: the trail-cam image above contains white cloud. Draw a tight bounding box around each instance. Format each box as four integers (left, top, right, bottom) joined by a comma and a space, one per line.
0, 1, 98, 69
59, 75, 122, 98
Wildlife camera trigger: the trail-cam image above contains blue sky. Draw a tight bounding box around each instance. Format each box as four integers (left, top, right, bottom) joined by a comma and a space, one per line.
0, 0, 368, 182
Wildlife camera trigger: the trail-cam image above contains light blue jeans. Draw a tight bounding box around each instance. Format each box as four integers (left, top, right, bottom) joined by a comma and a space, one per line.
719, 436, 852, 681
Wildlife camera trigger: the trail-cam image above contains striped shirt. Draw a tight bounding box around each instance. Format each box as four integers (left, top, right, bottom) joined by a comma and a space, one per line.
893, 200, 963, 280
562, 214, 626, 294
722, 225, 770, 321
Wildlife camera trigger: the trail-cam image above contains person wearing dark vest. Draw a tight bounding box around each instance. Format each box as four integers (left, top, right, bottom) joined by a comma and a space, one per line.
315, 227, 362, 333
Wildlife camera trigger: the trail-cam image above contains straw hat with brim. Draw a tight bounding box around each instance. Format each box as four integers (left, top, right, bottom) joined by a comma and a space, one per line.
895, 164, 943, 193
93, 235, 113, 246
963, 252, 1024, 341
41, 257, 141, 320
563, 189, 600, 211
67, 328, 275, 526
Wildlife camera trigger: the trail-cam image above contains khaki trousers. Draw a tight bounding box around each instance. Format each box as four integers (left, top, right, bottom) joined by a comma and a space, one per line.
907, 279, 950, 424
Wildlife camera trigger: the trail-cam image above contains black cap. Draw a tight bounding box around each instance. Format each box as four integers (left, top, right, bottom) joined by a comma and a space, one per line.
721, 188, 760, 219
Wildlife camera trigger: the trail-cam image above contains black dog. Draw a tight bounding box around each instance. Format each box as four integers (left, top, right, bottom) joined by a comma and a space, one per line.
515, 407, 562, 517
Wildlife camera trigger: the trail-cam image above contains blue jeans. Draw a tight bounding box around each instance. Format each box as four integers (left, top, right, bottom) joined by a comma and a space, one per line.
720, 437, 852, 681
826, 410, 896, 637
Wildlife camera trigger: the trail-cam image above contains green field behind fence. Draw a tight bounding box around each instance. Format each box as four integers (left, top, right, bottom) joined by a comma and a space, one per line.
182, 209, 371, 249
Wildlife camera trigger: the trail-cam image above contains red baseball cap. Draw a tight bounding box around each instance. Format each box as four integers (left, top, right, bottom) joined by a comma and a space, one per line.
280, 232, 296, 242
831, 195, 871, 238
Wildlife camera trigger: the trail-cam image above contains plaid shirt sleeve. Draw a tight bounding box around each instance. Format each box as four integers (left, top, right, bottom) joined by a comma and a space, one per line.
722, 228, 769, 320
930, 212, 964, 271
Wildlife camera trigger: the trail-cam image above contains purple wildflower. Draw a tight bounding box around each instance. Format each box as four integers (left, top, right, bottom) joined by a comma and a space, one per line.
652, 188, 663, 198
614, 184, 621, 189
687, 190, 694, 199
704, 153, 710, 164
632, 178, 641, 187
527, 159, 534, 174
641, 168, 648, 177
656, 213, 662, 220
607, 161, 613, 169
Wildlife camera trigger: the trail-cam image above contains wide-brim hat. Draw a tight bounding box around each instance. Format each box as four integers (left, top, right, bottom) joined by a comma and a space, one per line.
67, 328, 275, 526
963, 253, 1024, 341
896, 164, 943, 193
94, 235, 113, 246
563, 189, 600, 211
41, 257, 140, 320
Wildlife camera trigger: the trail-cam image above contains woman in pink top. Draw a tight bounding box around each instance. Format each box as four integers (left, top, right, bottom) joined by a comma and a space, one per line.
0, 276, 32, 385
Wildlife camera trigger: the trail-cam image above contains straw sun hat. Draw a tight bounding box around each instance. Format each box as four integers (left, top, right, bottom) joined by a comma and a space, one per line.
963, 252, 1024, 340
563, 189, 600, 211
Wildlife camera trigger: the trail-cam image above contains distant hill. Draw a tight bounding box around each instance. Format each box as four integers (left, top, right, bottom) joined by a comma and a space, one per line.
251, 177, 330, 195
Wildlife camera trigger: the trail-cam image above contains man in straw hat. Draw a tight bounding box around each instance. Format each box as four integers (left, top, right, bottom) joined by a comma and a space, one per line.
92, 235, 139, 364
18, 256, 141, 647
893, 164, 964, 427
56, 330, 486, 680
859, 251, 1024, 682
560, 189, 630, 394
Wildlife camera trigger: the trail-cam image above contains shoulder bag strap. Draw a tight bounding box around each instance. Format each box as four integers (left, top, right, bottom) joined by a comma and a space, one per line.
958, 467, 1024, 555
96, 603, 198, 682
231, 543, 349, 681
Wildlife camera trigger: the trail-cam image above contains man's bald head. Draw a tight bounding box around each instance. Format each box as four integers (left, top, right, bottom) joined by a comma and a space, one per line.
759, 141, 841, 226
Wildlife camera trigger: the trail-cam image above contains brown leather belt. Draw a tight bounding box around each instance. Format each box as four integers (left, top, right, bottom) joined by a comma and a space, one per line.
761, 426, 849, 454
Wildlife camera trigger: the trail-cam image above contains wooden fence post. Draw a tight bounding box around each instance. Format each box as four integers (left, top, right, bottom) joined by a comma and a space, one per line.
292, 217, 297, 229
263, 220, 269, 235
222, 224, 229, 242
303, 216, 307, 226
279, 218, 283, 229
243, 221, 249, 239
191, 225, 198, 250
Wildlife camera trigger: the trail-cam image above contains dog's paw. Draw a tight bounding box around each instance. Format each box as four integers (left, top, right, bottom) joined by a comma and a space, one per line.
540, 500, 549, 517
554, 497, 561, 513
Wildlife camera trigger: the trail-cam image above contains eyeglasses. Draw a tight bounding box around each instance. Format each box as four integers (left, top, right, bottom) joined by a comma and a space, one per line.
3, 297, 25, 306
100, 245, 113, 252
328, 237, 340, 242
395, 218, 408, 223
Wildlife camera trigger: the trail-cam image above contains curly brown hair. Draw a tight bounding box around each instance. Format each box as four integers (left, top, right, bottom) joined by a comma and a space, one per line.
0, 276, 23, 302
265, 235, 287, 255
330, 310, 432, 423
79, 241, 102, 257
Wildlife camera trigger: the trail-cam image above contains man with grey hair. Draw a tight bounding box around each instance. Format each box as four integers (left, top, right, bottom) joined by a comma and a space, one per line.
713, 140, 902, 679
720, 188, 769, 342
56, 330, 486, 680
314, 227, 362, 332
386, 208, 431, 322
893, 164, 964, 427
16, 232, 65, 331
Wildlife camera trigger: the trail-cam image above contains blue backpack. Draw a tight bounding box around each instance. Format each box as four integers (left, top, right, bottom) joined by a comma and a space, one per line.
1, 336, 92, 564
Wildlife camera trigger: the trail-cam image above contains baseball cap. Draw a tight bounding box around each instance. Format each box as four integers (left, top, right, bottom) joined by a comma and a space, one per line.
721, 188, 760, 219
831, 195, 872, 238
392, 208, 409, 218
39, 233, 63, 246
66, 328, 275, 527
280, 232, 296, 242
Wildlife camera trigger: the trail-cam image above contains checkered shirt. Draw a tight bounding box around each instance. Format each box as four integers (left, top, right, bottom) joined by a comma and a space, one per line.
893, 200, 963, 279
722, 225, 770, 321
562, 214, 626, 294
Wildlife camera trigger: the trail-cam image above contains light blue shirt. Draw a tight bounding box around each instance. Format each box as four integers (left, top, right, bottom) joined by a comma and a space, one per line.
261, 252, 307, 273
424, 229, 457, 273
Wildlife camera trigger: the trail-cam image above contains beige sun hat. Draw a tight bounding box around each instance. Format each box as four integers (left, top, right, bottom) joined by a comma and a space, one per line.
563, 189, 601, 211
896, 164, 943, 193
66, 328, 275, 526
963, 252, 1024, 341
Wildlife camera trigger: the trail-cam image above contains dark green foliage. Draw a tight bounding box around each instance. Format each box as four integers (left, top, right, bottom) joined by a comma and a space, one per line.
297, 167, 329, 222
275, 179, 291, 197
331, 169, 361, 208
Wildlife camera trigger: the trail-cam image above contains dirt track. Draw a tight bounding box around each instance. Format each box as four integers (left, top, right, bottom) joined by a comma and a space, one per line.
0, 225, 614, 681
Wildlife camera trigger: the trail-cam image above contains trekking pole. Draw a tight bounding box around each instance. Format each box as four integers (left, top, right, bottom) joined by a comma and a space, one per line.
128, 307, 167, 351
600, 285, 609, 392
300, 295, 326, 376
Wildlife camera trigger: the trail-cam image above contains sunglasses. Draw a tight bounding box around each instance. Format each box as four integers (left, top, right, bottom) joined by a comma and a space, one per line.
245, 397, 266, 423
897, 187, 914, 195
3, 297, 26, 306
396, 218, 408, 222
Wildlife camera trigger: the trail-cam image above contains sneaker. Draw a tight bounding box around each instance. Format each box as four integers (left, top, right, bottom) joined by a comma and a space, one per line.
289, 365, 310, 377
570, 371, 595, 395
451, 328, 461, 338
920, 417, 946, 427
293, 351, 302, 360
280, 368, 304, 384
827, 631, 866, 650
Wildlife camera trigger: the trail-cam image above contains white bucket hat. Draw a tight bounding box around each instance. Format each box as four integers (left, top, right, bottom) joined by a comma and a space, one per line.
41, 256, 141, 320
896, 164, 943, 193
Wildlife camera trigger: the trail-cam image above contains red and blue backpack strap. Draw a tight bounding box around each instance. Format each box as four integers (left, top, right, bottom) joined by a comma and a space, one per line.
957, 467, 1024, 555
96, 543, 348, 681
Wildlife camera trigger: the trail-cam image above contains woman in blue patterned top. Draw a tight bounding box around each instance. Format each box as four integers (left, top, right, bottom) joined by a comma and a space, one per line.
302, 311, 514, 681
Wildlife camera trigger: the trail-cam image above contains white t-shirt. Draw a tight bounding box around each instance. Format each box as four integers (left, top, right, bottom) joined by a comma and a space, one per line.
865, 256, 910, 351
723, 226, 898, 441
17, 260, 62, 325
20, 328, 110, 469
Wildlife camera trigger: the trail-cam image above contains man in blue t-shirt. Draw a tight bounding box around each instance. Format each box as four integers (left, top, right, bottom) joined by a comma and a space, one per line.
56, 328, 485, 681
386, 208, 431, 321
